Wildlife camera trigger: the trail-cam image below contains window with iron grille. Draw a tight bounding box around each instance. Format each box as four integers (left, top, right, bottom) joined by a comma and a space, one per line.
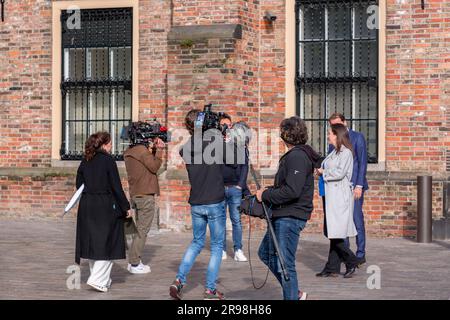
60, 8, 133, 160
296, 0, 378, 163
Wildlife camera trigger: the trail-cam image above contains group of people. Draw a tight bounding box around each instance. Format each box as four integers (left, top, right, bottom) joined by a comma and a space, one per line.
74, 110, 368, 300
74, 111, 251, 296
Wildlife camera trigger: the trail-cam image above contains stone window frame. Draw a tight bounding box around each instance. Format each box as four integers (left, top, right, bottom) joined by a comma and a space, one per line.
51, 0, 139, 167
285, 0, 386, 171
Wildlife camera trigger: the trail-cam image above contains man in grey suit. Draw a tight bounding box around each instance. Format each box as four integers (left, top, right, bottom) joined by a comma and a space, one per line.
328, 113, 369, 266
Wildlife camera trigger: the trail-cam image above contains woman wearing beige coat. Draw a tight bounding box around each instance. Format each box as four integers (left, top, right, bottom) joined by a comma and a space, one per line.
316, 124, 359, 278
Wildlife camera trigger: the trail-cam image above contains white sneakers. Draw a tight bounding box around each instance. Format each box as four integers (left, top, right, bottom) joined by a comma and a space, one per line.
127, 261, 151, 274
87, 281, 109, 293
234, 249, 248, 262
299, 291, 308, 300
222, 249, 248, 262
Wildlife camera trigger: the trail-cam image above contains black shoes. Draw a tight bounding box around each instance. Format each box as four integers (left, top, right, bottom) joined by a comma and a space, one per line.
343, 266, 357, 278
357, 256, 366, 267
315, 270, 340, 278
169, 279, 184, 300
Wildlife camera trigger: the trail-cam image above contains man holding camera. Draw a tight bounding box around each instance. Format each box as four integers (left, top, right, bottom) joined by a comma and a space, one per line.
170, 109, 232, 300
124, 136, 165, 274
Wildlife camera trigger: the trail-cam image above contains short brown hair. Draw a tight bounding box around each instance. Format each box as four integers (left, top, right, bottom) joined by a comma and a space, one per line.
185, 109, 200, 135
219, 112, 232, 122
84, 132, 111, 161
280, 116, 308, 146
328, 113, 346, 123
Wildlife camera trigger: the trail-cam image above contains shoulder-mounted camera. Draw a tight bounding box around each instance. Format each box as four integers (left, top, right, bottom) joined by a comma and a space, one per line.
121, 119, 171, 147
195, 104, 229, 135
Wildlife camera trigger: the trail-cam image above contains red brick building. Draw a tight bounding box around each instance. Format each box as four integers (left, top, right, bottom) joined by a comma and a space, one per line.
0, 0, 448, 237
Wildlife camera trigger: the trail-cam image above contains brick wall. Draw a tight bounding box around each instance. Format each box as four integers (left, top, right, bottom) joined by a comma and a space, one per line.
172, 0, 240, 26
385, 0, 449, 173
138, 0, 171, 122
0, 0, 53, 168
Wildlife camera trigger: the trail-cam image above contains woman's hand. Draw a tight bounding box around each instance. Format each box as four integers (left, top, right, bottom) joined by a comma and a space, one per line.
315, 168, 324, 176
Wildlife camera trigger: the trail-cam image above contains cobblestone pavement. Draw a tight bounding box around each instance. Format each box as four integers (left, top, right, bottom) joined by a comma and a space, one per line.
0, 219, 449, 300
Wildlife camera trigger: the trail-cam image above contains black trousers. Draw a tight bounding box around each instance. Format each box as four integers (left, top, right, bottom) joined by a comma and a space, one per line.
321, 197, 358, 273
324, 239, 359, 273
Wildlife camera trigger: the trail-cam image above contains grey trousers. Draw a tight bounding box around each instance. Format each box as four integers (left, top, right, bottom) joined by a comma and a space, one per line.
128, 195, 156, 265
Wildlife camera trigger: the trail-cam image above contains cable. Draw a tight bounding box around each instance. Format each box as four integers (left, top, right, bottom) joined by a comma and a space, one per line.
247, 213, 270, 290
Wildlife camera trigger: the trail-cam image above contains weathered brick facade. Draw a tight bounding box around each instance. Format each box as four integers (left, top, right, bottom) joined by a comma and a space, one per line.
0, 0, 448, 238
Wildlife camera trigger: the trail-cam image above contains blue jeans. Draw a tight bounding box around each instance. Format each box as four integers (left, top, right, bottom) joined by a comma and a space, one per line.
223, 186, 243, 252
258, 217, 307, 300
345, 193, 366, 258
176, 201, 226, 291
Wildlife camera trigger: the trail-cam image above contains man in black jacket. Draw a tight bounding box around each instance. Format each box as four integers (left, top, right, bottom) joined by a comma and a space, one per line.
170, 109, 237, 300
256, 116, 321, 300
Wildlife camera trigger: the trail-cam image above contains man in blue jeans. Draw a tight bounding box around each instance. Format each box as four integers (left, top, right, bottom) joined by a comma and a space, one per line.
258, 217, 307, 299
219, 114, 249, 262
256, 116, 321, 300
172, 201, 225, 300
170, 109, 232, 300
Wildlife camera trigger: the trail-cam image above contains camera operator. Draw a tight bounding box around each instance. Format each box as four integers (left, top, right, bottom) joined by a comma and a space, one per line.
255, 116, 321, 300
219, 114, 249, 262
169, 109, 232, 300
123, 134, 165, 274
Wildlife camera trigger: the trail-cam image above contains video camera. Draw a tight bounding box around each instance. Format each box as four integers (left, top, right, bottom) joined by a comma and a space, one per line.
195, 104, 229, 135
121, 120, 171, 148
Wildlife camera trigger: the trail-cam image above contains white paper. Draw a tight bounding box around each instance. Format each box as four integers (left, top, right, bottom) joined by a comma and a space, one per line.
63, 184, 85, 215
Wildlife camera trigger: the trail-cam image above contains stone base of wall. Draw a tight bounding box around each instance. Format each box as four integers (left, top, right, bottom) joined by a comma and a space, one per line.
1, 168, 447, 238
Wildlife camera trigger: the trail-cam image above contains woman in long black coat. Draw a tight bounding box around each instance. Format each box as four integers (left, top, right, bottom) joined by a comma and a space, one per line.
75, 132, 131, 292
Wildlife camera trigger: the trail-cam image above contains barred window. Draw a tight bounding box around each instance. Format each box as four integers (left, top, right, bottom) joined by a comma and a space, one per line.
60, 8, 133, 160
296, 0, 378, 163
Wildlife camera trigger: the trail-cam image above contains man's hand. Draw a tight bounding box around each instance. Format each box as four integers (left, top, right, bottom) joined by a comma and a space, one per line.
148, 138, 165, 152
353, 187, 363, 200
126, 209, 134, 219
314, 168, 323, 177
154, 138, 166, 149
256, 189, 264, 202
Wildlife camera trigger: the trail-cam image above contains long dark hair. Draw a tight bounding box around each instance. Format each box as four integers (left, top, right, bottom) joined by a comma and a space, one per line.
330, 124, 353, 154
84, 132, 111, 161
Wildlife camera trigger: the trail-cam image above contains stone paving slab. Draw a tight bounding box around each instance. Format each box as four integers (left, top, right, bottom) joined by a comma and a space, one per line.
0, 219, 449, 300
